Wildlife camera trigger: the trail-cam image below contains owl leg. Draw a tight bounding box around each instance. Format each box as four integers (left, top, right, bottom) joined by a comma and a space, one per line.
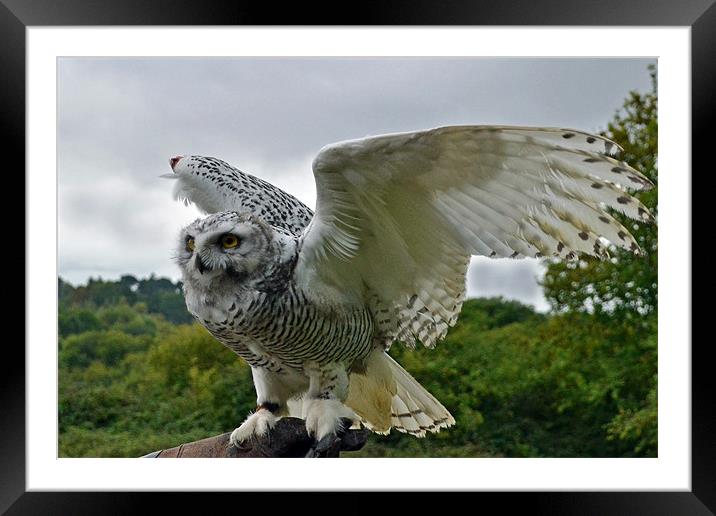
302, 362, 358, 443
229, 367, 290, 447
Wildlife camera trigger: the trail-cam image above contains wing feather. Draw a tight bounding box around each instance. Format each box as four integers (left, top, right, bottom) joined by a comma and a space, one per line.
296, 126, 655, 349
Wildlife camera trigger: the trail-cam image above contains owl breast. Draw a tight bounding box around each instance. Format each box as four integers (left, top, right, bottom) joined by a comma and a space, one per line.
202, 284, 376, 373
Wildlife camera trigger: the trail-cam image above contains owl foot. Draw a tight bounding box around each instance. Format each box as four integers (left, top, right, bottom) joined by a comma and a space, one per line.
304, 417, 354, 458
229, 406, 280, 448
303, 397, 358, 441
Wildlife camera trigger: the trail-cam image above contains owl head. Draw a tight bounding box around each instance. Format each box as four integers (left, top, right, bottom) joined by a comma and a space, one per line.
175, 211, 289, 291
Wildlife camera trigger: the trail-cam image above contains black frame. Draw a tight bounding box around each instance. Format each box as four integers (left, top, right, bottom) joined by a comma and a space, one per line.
6, 0, 710, 513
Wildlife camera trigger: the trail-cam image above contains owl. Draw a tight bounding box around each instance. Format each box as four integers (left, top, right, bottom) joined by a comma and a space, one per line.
167, 126, 655, 450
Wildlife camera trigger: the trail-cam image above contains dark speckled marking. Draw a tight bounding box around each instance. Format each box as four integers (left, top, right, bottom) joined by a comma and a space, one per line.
562, 133, 575, 139
617, 196, 631, 204
599, 216, 610, 223
586, 136, 596, 143
611, 167, 626, 174
583, 157, 601, 163
618, 231, 627, 240
578, 231, 589, 240
557, 242, 565, 252
591, 183, 603, 189
184, 156, 313, 237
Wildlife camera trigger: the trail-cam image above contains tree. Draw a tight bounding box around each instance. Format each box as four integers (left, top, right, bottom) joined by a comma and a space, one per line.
542, 65, 658, 321
540, 65, 658, 456
59, 275, 194, 324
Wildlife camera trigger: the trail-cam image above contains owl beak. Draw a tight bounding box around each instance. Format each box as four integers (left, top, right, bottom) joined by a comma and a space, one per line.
169, 155, 184, 171
195, 254, 210, 274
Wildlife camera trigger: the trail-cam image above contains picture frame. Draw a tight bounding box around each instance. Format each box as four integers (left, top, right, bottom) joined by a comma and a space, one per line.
7, 0, 709, 512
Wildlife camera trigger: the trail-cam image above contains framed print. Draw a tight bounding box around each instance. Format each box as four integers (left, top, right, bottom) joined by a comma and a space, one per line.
7, 0, 711, 512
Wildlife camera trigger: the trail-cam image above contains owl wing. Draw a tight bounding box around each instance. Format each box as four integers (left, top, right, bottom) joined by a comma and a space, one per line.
295, 125, 654, 349
169, 155, 314, 236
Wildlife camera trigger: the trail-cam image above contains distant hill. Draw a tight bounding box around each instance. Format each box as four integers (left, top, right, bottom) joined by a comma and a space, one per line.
58, 274, 542, 329
57, 274, 655, 459
59, 275, 193, 325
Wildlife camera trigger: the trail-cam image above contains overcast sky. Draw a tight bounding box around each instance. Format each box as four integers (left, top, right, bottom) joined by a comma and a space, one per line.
58, 57, 655, 312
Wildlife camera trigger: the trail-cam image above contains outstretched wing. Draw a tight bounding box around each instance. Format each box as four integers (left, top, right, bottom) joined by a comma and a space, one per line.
295, 125, 655, 349
168, 155, 313, 236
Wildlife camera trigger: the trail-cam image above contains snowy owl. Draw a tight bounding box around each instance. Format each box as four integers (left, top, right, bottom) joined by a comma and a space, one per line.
166, 126, 654, 450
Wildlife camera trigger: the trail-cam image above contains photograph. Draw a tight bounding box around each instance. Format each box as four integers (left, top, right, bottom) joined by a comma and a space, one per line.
57, 56, 659, 460
7, 5, 706, 510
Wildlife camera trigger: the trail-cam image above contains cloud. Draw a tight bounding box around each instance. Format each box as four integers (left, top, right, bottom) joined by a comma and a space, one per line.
467, 257, 549, 312
58, 57, 655, 309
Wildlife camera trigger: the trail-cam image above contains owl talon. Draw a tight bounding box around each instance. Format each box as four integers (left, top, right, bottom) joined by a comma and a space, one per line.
336, 417, 353, 437
303, 398, 357, 441
304, 418, 357, 458
229, 408, 279, 448
306, 433, 340, 458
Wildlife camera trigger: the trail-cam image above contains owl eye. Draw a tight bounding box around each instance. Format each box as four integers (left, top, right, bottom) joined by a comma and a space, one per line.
220, 234, 239, 249
186, 237, 195, 252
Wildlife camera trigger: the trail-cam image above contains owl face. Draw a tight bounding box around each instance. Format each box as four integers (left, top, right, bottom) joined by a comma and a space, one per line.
175, 211, 276, 288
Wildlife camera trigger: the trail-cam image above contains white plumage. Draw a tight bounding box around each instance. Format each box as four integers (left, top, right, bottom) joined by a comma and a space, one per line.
167, 125, 654, 445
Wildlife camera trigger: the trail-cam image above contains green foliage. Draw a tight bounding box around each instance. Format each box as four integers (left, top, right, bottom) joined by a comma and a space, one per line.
59, 275, 193, 324
60, 330, 152, 369
537, 64, 658, 456
58, 296, 656, 458
357, 303, 656, 458
58, 313, 257, 456
543, 65, 657, 320
59, 307, 102, 338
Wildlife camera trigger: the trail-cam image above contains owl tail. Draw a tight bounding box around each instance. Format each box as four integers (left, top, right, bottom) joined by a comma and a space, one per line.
346, 350, 455, 437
